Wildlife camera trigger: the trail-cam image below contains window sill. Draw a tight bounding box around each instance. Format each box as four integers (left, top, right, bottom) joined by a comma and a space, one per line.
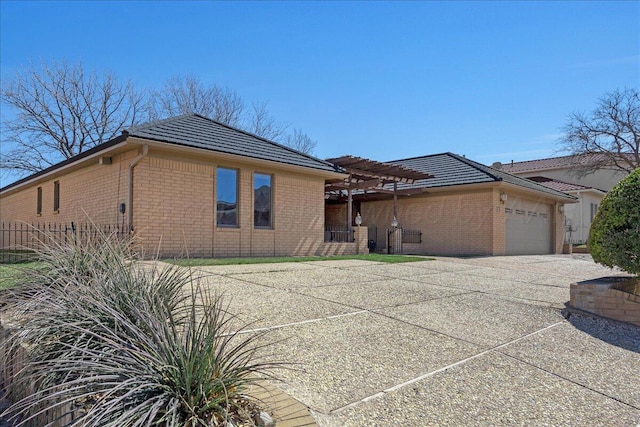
53, 210, 60, 215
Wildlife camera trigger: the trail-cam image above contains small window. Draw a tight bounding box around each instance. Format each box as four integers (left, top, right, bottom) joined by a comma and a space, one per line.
53, 181, 60, 212
590, 203, 599, 221
37, 187, 42, 215
216, 168, 238, 226
254, 173, 272, 228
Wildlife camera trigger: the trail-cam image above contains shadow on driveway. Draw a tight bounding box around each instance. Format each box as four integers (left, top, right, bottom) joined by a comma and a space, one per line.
565, 310, 640, 354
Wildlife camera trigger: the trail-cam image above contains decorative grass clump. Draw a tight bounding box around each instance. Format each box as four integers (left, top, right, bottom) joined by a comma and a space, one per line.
1, 229, 280, 426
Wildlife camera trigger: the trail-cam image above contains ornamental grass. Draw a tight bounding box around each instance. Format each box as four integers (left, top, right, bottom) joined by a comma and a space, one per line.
1, 227, 280, 426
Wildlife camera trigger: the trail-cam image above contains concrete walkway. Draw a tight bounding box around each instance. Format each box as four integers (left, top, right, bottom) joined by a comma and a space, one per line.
193, 255, 640, 427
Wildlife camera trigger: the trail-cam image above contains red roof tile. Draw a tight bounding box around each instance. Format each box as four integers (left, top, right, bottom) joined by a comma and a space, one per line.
527, 176, 600, 193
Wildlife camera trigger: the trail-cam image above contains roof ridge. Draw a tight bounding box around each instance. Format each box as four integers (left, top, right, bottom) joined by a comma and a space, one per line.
186, 114, 340, 170
123, 114, 195, 134
127, 114, 340, 171
506, 154, 574, 165
385, 152, 448, 163
446, 152, 503, 181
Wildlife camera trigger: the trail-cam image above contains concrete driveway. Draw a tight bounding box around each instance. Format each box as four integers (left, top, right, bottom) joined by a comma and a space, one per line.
193, 255, 640, 426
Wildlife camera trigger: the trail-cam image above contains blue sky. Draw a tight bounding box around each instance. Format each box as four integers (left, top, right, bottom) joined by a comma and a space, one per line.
1, 1, 638, 185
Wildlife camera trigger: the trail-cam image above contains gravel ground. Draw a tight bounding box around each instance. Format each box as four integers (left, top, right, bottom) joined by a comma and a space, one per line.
193, 254, 639, 427
2, 254, 638, 426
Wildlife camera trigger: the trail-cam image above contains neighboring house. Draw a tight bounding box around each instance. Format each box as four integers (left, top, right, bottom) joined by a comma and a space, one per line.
325, 153, 576, 256
498, 154, 631, 245
527, 176, 606, 245
498, 154, 628, 192
0, 114, 349, 258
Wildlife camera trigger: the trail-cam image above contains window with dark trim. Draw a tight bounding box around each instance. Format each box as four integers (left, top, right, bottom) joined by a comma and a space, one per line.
216, 168, 238, 226
254, 173, 272, 228
53, 181, 60, 212
36, 187, 43, 215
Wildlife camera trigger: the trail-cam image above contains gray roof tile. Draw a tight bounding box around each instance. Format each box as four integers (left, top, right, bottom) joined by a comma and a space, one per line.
125, 114, 342, 174
388, 153, 577, 200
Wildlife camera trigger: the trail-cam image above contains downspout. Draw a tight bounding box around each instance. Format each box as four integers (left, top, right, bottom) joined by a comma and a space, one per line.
128, 145, 149, 231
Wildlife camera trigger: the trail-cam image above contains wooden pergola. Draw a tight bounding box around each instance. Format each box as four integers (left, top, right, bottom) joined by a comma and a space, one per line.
325, 156, 434, 234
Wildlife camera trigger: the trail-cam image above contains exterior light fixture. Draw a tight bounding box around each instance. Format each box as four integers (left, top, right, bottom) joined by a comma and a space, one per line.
558, 205, 565, 213
355, 212, 362, 226
391, 216, 398, 228
500, 192, 508, 203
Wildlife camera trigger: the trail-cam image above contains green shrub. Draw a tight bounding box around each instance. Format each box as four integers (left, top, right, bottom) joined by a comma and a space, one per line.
588, 168, 640, 275
1, 228, 280, 426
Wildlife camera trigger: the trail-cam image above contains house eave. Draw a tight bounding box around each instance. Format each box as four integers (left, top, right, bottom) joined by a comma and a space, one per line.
0, 137, 129, 196
125, 137, 348, 180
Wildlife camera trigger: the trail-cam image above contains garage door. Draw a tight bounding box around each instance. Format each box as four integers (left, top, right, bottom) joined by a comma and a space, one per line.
505, 199, 552, 255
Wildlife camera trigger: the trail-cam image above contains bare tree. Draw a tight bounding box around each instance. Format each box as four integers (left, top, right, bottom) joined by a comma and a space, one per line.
1, 61, 143, 175
148, 75, 245, 127
244, 101, 287, 142
560, 88, 639, 176
282, 128, 317, 155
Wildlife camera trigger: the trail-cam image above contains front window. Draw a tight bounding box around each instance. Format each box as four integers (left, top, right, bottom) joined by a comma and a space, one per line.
254, 173, 272, 228
37, 187, 42, 215
53, 181, 60, 212
217, 168, 238, 226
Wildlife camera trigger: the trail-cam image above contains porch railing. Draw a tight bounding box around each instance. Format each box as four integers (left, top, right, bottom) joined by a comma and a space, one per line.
324, 226, 354, 243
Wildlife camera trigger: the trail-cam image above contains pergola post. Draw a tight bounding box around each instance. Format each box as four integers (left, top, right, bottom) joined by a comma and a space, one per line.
347, 174, 353, 241
393, 181, 398, 222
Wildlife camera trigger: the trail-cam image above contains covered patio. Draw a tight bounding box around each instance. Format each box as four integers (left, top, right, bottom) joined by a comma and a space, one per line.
324, 156, 433, 253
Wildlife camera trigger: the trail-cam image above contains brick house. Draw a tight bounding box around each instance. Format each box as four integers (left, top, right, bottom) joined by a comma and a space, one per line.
2, 115, 577, 258
326, 153, 577, 256
0, 114, 358, 258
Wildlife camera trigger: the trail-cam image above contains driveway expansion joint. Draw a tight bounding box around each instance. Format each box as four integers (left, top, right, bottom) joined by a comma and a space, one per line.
329, 320, 566, 415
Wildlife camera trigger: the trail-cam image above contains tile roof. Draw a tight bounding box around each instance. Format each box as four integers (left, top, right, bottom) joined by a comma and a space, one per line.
386, 153, 576, 200
499, 153, 625, 173
527, 176, 604, 193
125, 114, 342, 173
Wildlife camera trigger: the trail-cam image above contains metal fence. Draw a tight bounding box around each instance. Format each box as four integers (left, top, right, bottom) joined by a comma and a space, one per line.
324, 226, 355, 243
402, 229, 422, 244
0, 222, 127, 263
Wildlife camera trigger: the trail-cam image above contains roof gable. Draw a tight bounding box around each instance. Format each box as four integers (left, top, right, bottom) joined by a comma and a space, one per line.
125, 114, 342, 173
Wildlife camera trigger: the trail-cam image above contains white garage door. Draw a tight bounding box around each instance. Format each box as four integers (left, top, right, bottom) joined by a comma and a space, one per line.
505, 198, 552, 255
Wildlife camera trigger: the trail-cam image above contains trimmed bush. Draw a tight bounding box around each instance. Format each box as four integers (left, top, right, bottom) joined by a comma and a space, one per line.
588, 168, 640, 275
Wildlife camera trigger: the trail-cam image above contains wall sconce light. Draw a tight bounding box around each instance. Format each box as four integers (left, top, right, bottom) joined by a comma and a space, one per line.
558, 205, 565, 213
500, 192, 508, 203
391, 216, 398, 228
355, 212, 362, 226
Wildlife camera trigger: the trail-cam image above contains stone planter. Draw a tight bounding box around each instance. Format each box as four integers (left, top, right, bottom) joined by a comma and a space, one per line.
569, 276, 640, 326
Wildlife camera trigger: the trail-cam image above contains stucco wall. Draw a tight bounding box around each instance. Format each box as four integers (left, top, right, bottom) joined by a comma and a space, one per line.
563, 191, 604, 244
